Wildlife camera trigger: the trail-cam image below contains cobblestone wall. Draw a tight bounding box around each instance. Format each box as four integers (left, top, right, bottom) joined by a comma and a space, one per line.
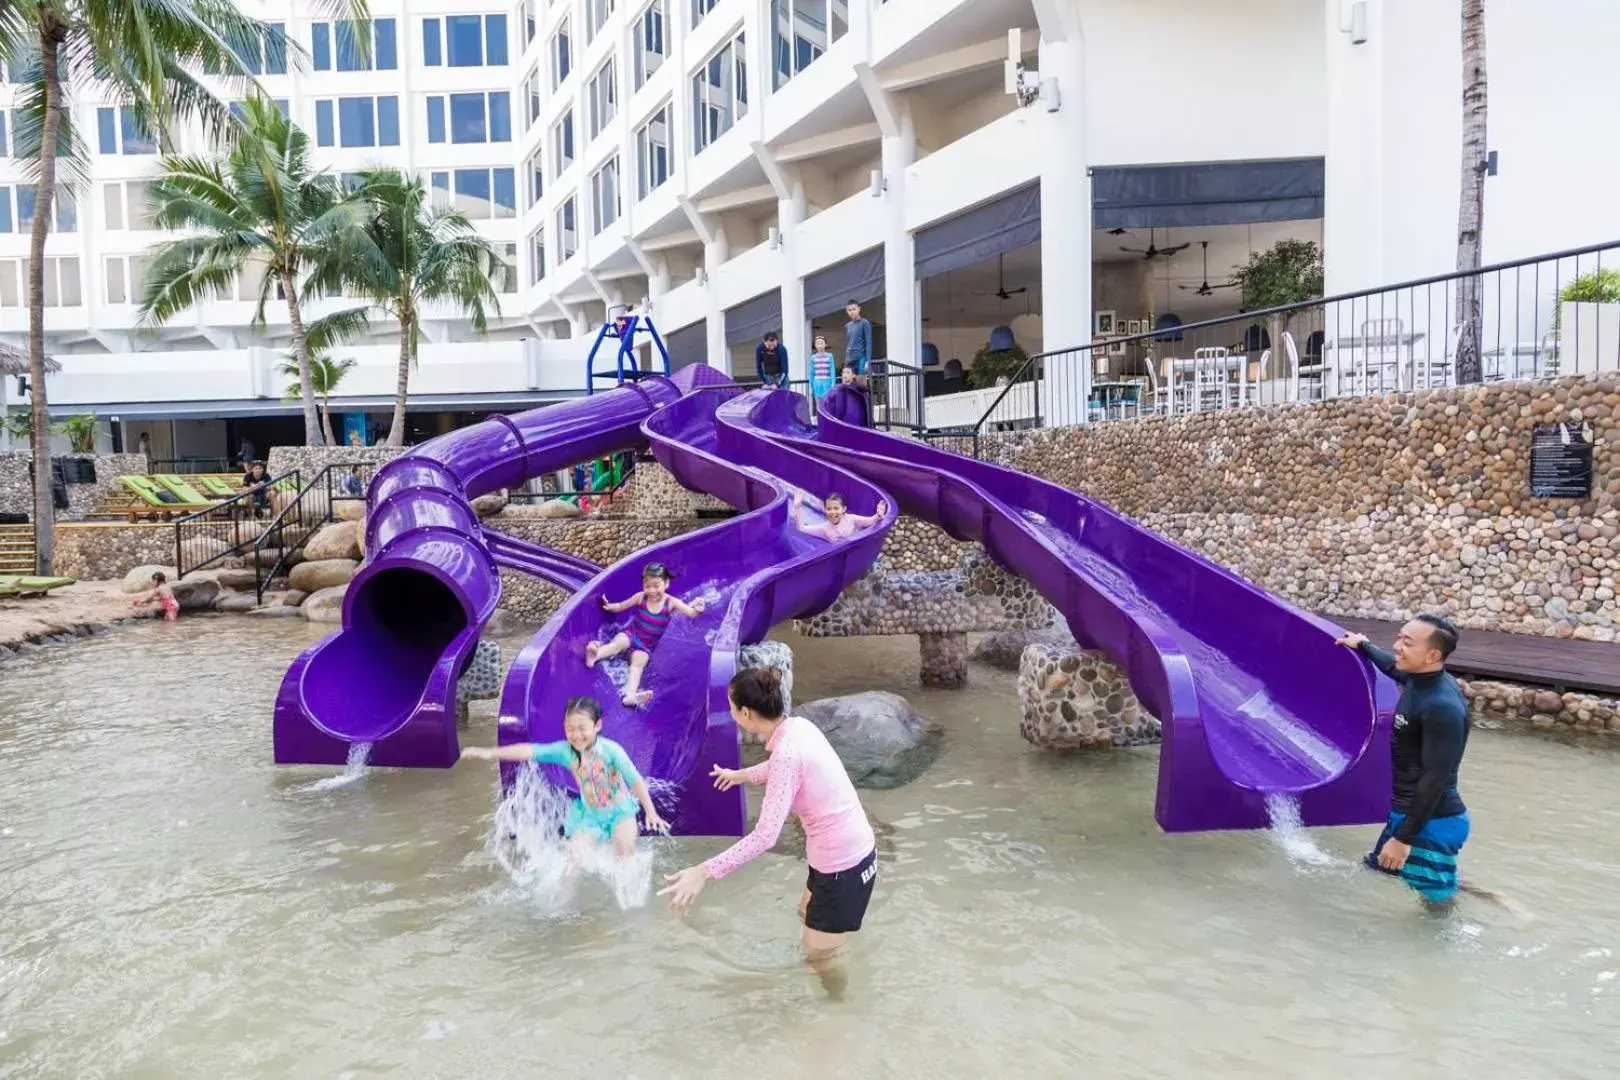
987, 374, 1619, 640
265, 445, 405, 479
796, 550, 1054, 637
0, 452, 148, 521
489, 515, 707, 622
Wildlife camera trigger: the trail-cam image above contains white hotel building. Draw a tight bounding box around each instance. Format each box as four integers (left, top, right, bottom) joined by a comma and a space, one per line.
0, 0, 1616, 459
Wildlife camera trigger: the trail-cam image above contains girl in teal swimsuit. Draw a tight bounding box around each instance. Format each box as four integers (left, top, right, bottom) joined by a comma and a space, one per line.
463, 696, 670, 858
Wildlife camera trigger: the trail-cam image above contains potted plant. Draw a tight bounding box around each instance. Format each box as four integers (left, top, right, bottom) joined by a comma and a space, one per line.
59, 414, 99, 454
966, 341, 1031, 389
1556, 268, 1620, 374
1232, 240, 1324, 380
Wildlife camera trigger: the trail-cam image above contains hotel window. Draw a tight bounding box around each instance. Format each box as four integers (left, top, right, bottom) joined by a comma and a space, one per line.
556, 194, 577, 261
551, 18, 572, 89
522, 1, 538, 46
591, 155, 620, 233
691, 0, 720, 28
525, 150, 545, 207
585, 0, 614, 42
315, 96, 401, 148
313, 18, 397, 71
425, 92, 512, 144
691, 31, 746, 154
634, 1, 666, 88
103, 254, 151, 305
96, 106, 155, 155
0, 256, 81, 308
528, 227, 547, 285
230, 21, 288, 75
230, 98, 290, 122
550, 109, 575, 176
634, 103, 670, 199
13, 185, 76, 233
771, 1, 846, 88
101, 181, 158, 231
523, 67, 542, 132
422, 14, 508, 67
428, 167, 517, 220
499, 243, 519, 294
588, 59, 616, 140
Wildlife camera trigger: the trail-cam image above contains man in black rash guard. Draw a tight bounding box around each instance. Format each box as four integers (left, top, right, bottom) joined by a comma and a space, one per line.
1336, 614, 1472, 907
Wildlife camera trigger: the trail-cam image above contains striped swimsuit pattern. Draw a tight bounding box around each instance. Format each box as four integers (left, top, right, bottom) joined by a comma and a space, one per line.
1367, 810, 1471, 903
628, 600, 673, 654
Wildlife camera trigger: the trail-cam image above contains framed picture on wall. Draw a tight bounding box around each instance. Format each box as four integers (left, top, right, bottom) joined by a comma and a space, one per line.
1109, 339, 1127, 356
1127, 319, 1144, 335
1095, 311, 1115, 335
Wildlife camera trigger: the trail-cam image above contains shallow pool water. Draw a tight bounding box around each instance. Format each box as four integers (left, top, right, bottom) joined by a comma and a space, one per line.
1, 618, 1617, 1078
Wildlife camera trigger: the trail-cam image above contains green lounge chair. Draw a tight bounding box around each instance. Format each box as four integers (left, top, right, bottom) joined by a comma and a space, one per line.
197, 475, 237, 498
153, 474, 217, 506
0, 574, 75, 597
120, 475, 191, 507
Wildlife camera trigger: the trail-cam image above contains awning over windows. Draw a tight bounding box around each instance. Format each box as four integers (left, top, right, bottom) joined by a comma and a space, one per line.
663, 321, 707, 370
1091, 157, 1325, 229
724, 289, 782, 346
804, 247, 884, 319
914, 183, 1041, 281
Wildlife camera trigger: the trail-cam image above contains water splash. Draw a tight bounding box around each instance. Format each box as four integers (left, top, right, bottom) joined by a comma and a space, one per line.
298, 741, 373, 794
1264, 792, 1338, 868
485, 765, 654, 912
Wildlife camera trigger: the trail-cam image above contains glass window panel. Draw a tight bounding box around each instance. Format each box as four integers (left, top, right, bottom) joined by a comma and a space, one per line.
446, 15, 484, 67
58, 257, 80, 306
0, 262, 17, 307
485, 15, 508, 66
338, 97, 375, 147
493, 168, 516, 218
131, 182, 157, 230
0, 187, 12, 234
488, 92, 511, 142
266, 22, 287, 74
97, 108, 117, 154
377, 96, 400, 146
106, 258, 127, 304
316, 100, 335, 146
423, 18, 442, 66
103, 183, 123, 230
16, 185, 35, 229
55, 189, 75, 232
426, 96, 445, 143
120, 108, 155, 154
312, 22, 332, 70
335, 20, 364, 71
449, 93, 487, 143
375, 18, 397, 70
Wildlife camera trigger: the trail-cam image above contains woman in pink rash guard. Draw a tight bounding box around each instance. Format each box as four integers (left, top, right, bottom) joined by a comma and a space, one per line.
661, 666, 877, 994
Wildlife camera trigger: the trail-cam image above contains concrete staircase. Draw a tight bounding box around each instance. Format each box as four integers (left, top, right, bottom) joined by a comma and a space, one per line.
0, 523, 35, 575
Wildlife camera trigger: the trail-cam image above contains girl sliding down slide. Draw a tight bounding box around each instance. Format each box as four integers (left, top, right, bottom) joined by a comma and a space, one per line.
587, 562, 706, 707
794, 491, 887, 543
462, 696, 669, 860
661, 666, 877, 998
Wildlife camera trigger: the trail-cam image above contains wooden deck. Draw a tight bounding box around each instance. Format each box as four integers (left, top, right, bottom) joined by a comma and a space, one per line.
1330, 616, 1620, 697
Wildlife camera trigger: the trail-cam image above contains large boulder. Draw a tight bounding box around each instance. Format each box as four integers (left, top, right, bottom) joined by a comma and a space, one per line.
531, 499, 582, 519
972, 624, 1075, 671
333, 499, 367, 522
122, 565, 179, 593
304, 521, 361, 561
470, 491, 509, 518
169, 576, 220, 612
1017, 643, 1161, 750
301, 584, 349, 623
215, 593, 261, 614
247, 604, 304, 619
289, 558, 358, 592
264, 589, 307, 608
212, 567, 259, 591
797, 691, 938, 789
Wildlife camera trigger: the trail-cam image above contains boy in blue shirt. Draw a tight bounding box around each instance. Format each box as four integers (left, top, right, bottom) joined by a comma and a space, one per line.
843, 301, 872, 377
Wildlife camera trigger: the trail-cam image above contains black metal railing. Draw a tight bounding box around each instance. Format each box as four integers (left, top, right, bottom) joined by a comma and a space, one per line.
173, 469, 301, 578
956, 239, 1620, 453
252, 461, 377, 602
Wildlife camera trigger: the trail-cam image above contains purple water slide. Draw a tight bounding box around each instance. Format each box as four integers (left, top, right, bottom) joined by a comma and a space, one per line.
496, 380, 894, 836
273, 377, 685, 769
773, 385, 1397, 833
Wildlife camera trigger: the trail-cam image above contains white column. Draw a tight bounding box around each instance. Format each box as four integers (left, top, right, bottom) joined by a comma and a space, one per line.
704, 229, 730, 373
881, 108, 917, 371
779, 176, 808, 381
1036, 32, 1093, 426
1322, 0, 1386, 294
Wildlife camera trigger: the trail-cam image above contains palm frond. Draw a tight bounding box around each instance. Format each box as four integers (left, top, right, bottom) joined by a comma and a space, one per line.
302, 306, 373, 354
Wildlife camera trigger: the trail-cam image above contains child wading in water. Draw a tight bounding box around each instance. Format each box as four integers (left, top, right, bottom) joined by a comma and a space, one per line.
795, 491, 887, 542
463, 696, 670, 859
132, 571, 179, 622
588, 562, 706, 707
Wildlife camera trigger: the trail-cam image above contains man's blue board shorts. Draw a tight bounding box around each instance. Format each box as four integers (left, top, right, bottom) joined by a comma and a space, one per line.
1366, 811, 1470, 903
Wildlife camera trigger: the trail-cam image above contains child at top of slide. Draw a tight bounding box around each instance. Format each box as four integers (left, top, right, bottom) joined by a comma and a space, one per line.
132, 571, 179, 622
587, 562, 707, 707
808, 335, 837, 403
462, 696, 670, 859
794, 491, 888, 543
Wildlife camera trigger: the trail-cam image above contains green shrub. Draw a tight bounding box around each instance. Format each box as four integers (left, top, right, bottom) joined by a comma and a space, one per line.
966, 342, 1031, 389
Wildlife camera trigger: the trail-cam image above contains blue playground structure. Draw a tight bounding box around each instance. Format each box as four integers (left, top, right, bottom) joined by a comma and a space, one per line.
586, 310, 671, 395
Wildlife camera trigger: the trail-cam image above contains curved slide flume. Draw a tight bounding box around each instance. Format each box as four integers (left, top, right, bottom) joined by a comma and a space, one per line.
496, 382, 895, 836
273, 377, 684, 769
766, 385, 1398, 833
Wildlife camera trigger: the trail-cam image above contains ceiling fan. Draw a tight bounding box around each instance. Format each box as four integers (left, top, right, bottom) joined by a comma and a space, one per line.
967, 253, 1028, 299
1119, 228, 1191, 261
1177, 240, 1240, 296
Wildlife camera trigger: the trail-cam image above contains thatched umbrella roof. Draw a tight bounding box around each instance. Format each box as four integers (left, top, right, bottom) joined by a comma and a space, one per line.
0, 341, 60, 378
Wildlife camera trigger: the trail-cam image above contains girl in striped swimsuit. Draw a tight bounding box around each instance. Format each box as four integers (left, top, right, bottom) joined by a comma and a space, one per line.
587, 562, 707, 707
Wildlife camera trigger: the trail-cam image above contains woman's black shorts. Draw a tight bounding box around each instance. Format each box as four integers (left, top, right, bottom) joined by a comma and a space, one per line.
804, 849, 876, 934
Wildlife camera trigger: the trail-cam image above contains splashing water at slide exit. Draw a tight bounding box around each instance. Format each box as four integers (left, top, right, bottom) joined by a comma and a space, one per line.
1263, 792, 1344, 869
485, 763, 659, 912
298, 741, 373, 794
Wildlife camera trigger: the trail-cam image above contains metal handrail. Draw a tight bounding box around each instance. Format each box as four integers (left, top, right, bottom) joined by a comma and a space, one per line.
173, 468, 301, 578
252, 461, 372, 602
963, 237, 1620, 444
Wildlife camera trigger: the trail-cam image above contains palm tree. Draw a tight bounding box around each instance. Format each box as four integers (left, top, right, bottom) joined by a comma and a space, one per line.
1454, 0, 1488, 384
0, 0, 313, 575
279, 353, 357, 447
139, 97, 380, 447
338, 169, 503, 447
